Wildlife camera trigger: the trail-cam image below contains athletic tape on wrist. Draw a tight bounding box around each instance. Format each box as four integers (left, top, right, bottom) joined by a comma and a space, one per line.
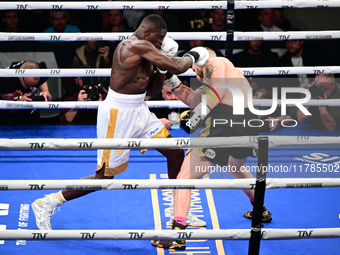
164, 74, 181, 91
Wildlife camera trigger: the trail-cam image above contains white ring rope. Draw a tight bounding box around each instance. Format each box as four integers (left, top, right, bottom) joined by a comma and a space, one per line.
2, 99, 340, 110
1, 1, 340, 10
0, 228, 340, 240
1, 66, 339, 77
0, 31, 339, 41
0, 136, 339, 150
1, 178, 340, 190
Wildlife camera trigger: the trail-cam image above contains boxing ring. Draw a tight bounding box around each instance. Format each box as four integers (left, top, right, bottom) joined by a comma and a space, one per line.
1, 1, 340, 255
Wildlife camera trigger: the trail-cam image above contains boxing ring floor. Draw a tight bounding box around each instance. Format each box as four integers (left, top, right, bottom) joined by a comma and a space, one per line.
0, 125, 339, 255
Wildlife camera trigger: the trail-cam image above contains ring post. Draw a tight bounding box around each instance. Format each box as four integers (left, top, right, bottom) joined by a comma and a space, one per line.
248, 137, 269, 255
226, 0, 235, 61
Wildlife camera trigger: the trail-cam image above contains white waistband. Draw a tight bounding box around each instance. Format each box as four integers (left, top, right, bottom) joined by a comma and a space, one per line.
107, 88, 146, 105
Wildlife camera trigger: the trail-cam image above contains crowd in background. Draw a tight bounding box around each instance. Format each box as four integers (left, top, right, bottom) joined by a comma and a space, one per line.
1, 6, 340, 132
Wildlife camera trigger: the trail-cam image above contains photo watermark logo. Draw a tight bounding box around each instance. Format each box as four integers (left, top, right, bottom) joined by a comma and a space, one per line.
200, 84, 312, 128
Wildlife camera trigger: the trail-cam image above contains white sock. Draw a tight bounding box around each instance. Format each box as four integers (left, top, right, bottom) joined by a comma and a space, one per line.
50, 191, 66, 206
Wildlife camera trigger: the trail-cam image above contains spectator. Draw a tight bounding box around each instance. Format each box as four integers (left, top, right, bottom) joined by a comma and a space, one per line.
60, 76, 107, 125
273, 9, 291, 31
179, 6, 212, 32
279, 39, 330, 88
0, 61, 51, 125
0, 10, 36, 52
43, 10, 80, 33
257, 8, 283, 32
137, 8, 181, 33
252, 8, 287, 57
104, 10, 132, 32
149, 84, 187, 129
233, 40, 279, 68
200, 9, 226, 50
1, 11, 22, 32
104, 10, 133, 58
297, 74, 340, 132
72, 41, 111, 68
41, 10, 81, 69
233, 40, 280, 96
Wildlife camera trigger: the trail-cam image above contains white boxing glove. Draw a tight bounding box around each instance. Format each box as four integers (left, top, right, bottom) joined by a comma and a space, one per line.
183, 46, 209, 66
161, 36, 178, 56
157, 36, 179, 74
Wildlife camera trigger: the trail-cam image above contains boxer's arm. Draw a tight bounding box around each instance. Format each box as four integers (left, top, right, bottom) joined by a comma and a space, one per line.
147, 67, 165, 98
136, 41, 193, 74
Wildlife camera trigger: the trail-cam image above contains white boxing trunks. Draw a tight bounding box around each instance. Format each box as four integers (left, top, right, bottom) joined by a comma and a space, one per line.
96, 88, 170, 176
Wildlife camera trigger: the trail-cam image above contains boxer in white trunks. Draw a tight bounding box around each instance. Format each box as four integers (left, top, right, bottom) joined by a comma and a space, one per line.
31, 14, 209, 230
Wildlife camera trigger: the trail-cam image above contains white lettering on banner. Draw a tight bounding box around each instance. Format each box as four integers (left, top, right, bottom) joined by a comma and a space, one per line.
77, 37, 103, 41
237, 36, 263, 40
0, 203, 9, 216
8, 36, 34, 40
305, 35, 332, 39
303, 152, 340, 164
0, 224, 7, 245
6, 103, 33, 108
17, 203, 29, 245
